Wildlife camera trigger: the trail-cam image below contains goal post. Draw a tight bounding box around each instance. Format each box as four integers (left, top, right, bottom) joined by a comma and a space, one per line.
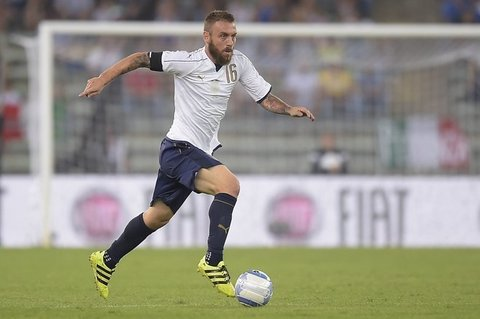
37, 22, 479, 247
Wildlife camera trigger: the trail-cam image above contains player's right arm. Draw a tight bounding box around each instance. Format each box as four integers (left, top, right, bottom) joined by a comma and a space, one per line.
79, 52, 150, 98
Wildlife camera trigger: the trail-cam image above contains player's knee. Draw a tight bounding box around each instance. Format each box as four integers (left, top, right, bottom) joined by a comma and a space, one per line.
220, 175, 240, 197
143, 203, 173, 230
231, 177, 240, 197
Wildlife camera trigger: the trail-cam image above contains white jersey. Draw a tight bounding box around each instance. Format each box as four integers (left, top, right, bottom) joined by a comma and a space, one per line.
149, 47, 271, 154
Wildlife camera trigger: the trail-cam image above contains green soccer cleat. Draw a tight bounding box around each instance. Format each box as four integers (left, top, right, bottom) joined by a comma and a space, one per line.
89, 251, 115, 299
197, 256, 235, 297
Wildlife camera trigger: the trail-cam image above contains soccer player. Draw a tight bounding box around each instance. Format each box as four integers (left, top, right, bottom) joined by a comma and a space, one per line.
79, 10, 315, 299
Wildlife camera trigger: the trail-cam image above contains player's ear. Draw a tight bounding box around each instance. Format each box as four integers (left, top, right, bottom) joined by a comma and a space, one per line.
203, 31, 210, 42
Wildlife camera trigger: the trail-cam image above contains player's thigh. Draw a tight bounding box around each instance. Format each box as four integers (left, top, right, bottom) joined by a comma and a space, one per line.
194, 164, 240, 197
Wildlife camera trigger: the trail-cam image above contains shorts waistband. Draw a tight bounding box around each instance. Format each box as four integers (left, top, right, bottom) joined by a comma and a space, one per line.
164, 137, 192, 149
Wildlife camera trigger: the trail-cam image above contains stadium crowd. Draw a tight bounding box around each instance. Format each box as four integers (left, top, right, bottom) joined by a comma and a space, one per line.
1, 0, 371, 32
0, 0, 479, 33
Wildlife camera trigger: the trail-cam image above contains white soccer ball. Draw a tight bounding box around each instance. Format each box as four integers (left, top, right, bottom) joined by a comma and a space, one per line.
235, 269, 273, 307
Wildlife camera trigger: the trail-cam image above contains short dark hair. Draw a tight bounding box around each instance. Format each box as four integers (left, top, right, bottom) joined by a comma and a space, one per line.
204, 10, 235, 32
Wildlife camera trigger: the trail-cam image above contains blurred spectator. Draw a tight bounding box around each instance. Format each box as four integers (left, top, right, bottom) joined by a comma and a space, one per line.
283, 56, 319, 113
357, 0, 373, 21
336, 0, 361, 22
198, 0, 228, 21
227, 1, 256, 22
315, 38, 357, 117
24, 0, 59, 31
53, 0, 95, 20
317, 37, 345, 65
0, 1, 18, 32
255, 38, 288, 94
318, 62, 357, 117
309, 133, 348, 174
154, 0, 180, 21
254, 0, 284, 22
357, 65, 387, 116
85, 37, 124, 75
120, 0, 154, 20
92, 0, 123, 21
288, 0, 328, 22
441, 0, 480, 23
0, 79, 23, 141
335, 0, 373, 22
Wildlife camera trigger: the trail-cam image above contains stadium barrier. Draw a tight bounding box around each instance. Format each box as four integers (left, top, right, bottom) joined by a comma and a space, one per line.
1, 175, 478, 248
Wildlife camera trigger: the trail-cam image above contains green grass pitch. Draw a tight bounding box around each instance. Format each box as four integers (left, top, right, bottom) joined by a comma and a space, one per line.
0, 248, 478, 318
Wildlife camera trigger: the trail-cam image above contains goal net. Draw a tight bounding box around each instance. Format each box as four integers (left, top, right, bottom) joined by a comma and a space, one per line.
38, 22, 479, 177
33, 22, 478, 246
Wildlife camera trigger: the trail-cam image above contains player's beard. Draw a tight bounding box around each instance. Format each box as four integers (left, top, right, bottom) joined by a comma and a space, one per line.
207, 41, 232, 65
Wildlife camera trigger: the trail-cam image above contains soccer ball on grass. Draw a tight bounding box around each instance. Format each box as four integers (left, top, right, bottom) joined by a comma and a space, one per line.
234, 269, 273, 307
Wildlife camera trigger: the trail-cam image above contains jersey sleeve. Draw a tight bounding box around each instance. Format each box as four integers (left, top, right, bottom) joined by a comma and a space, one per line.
238, 53, 272, 103
150, 50, 197, 76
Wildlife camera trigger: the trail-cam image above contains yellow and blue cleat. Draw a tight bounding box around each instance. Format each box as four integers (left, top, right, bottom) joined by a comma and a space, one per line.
89, 251, 115, 299
197, 256, 235, 297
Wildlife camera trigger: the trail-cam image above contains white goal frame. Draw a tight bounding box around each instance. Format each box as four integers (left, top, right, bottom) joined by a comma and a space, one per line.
37, 21, 479, 247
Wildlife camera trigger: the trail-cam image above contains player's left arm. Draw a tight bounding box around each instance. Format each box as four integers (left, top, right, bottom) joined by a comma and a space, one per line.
259, 93, 315, 121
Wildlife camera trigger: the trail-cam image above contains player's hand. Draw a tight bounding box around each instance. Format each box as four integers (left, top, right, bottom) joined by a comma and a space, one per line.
288, 106, 315, 121
78, 77, 106, 98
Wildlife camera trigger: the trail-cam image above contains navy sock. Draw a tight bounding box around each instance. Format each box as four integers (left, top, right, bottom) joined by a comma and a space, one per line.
205, 193, 237, 266
103, 213, 154, 269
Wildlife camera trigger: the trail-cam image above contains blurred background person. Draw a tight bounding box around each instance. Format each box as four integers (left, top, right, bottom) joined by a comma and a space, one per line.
441, 0, 480, 23
309, 133, 348, 174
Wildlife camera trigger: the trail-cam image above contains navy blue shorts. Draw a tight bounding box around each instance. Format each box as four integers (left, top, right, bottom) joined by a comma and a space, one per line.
150, 137, 222, 213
